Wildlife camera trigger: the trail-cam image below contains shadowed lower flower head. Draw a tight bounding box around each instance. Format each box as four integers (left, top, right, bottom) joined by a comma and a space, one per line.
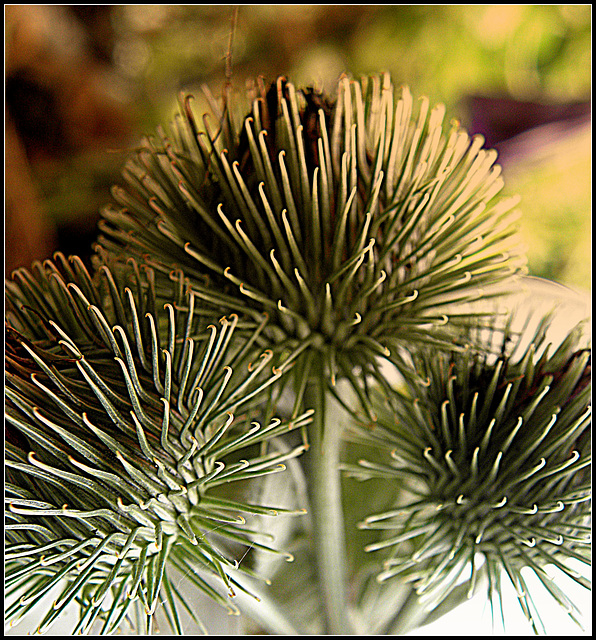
346, 303, 591, 633
96, 73, 528, 396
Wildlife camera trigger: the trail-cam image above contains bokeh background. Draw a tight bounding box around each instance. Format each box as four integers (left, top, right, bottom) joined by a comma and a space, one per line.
5, 5, 591, 293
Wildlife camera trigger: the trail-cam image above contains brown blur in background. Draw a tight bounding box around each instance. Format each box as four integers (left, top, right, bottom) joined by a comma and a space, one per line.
5, 5, 591, 291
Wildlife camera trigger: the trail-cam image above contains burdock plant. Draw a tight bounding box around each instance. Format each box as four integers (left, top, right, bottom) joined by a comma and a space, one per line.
4, 73, 591, 635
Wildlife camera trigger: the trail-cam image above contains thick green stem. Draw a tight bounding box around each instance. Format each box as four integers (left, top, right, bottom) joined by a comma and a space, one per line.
305, 372, 355, 634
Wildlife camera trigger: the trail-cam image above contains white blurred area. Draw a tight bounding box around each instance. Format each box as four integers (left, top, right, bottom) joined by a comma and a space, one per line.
506, 276, 591, 349
407, 561, 592, 636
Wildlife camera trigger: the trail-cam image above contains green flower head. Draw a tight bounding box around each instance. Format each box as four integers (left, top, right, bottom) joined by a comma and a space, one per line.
96, 73, 527, 402
5, 255, 310, 635
349, 305, 591, 633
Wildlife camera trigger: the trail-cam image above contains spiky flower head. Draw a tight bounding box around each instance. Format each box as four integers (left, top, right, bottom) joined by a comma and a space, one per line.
347, 302, 591, 633
96, 73, 527, 406
5, 255, 311, 635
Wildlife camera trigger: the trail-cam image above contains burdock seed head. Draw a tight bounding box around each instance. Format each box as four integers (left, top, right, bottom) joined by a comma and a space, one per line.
95, 73, 527, 399
5, 255, 310, 635
349, 304, 591, 633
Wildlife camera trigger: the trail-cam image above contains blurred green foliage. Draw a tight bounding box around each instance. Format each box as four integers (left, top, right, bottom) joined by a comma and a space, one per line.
109, 5, 590, 123
503, 119, 591, 291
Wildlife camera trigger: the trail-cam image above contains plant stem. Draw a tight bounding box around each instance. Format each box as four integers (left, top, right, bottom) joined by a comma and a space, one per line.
381, 586, 429, 635
224, 568, 307, 635
305, 371, 355, 635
